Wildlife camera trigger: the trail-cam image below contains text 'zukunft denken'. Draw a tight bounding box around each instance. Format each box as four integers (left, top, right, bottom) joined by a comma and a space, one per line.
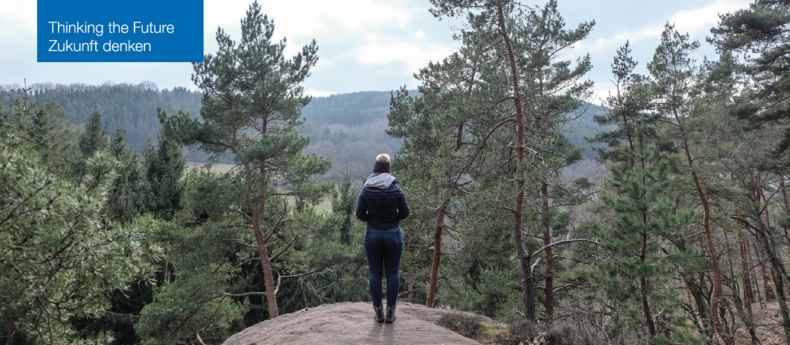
47, 21, 175, 52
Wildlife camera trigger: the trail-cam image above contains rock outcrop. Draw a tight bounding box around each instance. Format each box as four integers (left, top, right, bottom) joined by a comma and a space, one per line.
222, 302, 500, 345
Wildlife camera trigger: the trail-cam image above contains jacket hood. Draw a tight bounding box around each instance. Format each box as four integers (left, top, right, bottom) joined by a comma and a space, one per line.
364, 173, 396, 189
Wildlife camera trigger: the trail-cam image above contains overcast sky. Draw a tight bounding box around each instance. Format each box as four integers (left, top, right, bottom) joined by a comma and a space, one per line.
0, 0, 751, 99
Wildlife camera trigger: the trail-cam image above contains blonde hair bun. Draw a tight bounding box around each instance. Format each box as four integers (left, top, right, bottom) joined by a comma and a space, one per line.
376, 153, 390, 163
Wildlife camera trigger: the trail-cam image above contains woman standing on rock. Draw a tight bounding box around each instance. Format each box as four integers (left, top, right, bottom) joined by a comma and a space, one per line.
355, 153, 410, 324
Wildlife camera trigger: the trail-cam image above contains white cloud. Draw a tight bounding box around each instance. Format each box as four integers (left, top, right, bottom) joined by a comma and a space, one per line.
577, 1, 744, 53
357, 41, 454, 73
0, 1, 36, 31
203, 0, 425, 64
305, 89, 335, 97
206, 0, 416, 40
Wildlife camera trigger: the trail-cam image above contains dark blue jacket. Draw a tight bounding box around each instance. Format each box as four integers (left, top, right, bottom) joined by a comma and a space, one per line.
355, 174, 409, 230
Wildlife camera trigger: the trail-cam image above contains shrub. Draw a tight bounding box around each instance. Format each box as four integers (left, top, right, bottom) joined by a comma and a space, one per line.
437, 313, 486, 340
544, 322, 606, 345
490, 317, 538, 345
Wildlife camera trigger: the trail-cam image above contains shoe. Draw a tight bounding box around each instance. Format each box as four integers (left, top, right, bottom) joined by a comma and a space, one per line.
385, 305, 396, 323
374, 305, 384, 323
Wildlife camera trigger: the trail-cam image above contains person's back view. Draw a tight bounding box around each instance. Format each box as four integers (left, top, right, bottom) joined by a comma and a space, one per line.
355, 153, 409, 323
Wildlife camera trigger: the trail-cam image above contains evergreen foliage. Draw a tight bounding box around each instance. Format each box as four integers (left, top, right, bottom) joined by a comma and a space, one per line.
0, 135, 160, 344
589, 125, 700, 343
157, 0, 332, 322
6, 1, 790, 344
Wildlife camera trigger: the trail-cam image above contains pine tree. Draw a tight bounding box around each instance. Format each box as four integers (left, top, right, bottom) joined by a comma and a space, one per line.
386, 20, 491, 306
73, 107, 109, 179
106, 128, 148, 225
159, 1, 330, 318
711, 0, 790, 159
649, 22, 731, 345
513, 1, 594, 321
429, 0, 535, 318
79, 107, 108, 158
593, 124, 700, 344
331, 171, 356, 245
143, 130, 187, 221
0, 137, 159, 344
589, 41, 656, 166
428, 0, 596, 322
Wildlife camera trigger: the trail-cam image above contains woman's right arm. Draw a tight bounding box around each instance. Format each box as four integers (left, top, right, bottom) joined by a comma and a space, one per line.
355, 189, 369, 222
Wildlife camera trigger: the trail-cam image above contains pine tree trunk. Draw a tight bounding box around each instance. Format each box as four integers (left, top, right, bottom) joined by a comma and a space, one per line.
426, 200, 449, 308
541, 180, 554, 323
754, 219, 790, 343
736, 231, 760, 345
733, 177, 756, 312
739, 231, 756, 312
523, 256, 536, 322
252, 213, 279, 318
781, 177, 789, 212
456, 125, 463, 151
731, 171, 760, 344
640, 146, 655, 338
751, 251, 765, 309
684, 272, 713, 338
406, 233, 414, 303
641, 224, 657, 338
755, 172, 777, 301
496, 0, 533, 322
672, 109, 731, 345
780, 177, 789, 237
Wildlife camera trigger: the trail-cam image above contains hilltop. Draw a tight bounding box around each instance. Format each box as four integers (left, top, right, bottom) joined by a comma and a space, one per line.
221, 302, 503, 345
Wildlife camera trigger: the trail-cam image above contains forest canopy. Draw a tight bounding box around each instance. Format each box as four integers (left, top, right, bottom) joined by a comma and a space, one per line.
4, 0, 790, 344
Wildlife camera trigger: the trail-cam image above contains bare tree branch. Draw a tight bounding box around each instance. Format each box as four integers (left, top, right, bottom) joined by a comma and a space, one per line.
533, 239, 599, 257
269, 236, 298, 262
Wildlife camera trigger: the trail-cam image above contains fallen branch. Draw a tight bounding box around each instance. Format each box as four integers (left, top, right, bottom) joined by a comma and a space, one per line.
224, 291, 267, 297
196, 333, 207, 345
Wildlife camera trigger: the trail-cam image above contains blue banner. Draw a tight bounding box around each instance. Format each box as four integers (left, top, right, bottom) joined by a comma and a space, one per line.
37, 0, 203, 62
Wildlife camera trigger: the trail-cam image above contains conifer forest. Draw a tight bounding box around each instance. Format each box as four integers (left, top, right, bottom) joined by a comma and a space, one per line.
5, 0, 790, 344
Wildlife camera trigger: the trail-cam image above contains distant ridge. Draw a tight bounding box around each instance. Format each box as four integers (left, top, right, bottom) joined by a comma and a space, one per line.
1, 83, 611, 181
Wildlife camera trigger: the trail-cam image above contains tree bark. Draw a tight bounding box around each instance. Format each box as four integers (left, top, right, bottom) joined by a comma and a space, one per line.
406, 233, 414, 303
755, 172, 777, 301
641, 223, 657, 338
426, 200, 449, 308
751, 218, 790, 343
739, 231, 755, 310
672, 109, 731, 345
639, 142, 656, 338
496, 0, 534, 322
780, 176, 789, 237
736, 231, 761, 344
541, 180, 554, 323
523, 256, 536, 322
456, 125, 464, 152
684, 272, 713, 338
252, 213, 279, 318
782, 177, 789, 212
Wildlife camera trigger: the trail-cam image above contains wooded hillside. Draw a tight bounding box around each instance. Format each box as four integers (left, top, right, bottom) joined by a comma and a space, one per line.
0, 84, 610, 181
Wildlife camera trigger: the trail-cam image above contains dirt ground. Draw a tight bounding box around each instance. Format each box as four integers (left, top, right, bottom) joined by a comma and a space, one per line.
733, 301, 789, 345
222, 302, 502, 345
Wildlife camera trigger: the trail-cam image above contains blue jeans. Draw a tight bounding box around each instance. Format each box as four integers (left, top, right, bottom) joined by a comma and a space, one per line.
364, 227, 403, 308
